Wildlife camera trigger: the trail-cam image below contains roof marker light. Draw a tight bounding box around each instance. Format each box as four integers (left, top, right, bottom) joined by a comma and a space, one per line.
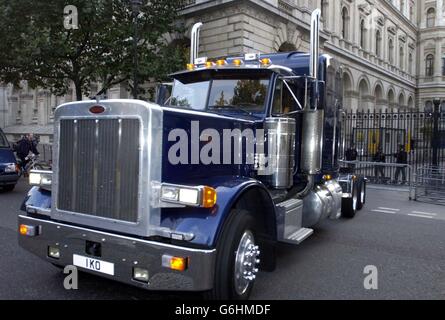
260, 58, 272, 66
216, 59, 227, 66
233, 59, 243, 66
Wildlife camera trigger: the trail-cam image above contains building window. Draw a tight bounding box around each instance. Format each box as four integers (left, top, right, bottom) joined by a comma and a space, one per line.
400, 0, 405, 14
360, 20, 366, 49
426, 54, 434, 76
376, 30, 381, 57
427, 8, 436, 28
320, 1, 325, 19
425, 100, 433, 113
410, 3, 414, 21
342, 7, 349, 40
409, 53, 413, 74
389, 39, 394, 64
399, 46, 404, 70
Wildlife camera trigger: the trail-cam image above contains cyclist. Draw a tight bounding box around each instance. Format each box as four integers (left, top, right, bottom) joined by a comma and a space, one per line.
15, 133, 39, 177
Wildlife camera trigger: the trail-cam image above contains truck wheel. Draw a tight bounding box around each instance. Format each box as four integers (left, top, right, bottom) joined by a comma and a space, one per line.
342, 183, 358, 219
357, 179, 366, 211
206, 210, 260, 300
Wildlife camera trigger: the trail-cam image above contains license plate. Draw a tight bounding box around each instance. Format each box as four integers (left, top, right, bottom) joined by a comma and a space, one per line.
73, 254, 114, 276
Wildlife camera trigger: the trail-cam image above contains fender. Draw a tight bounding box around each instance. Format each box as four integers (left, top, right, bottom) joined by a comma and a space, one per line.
20, 186, 51, 212
160, 176, 276, 248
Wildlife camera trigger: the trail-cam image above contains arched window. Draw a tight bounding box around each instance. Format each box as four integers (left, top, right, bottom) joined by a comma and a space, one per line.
360, 20, 366, 49
426, 54, 434, 76
342, 7, 349, 40
427, 8, 436, 28
399, 46, 404, 70
375, 30, 381, 57
425, 100, 433, 113
389, 39, 394, 64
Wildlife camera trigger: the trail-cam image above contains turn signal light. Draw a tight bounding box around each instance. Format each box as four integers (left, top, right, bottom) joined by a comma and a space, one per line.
323, 174, 332, 181
19, 224, 28, 235
19, 224, 38, 237
171, 257, 187, 271
162, 255, 188, 271
202, 186, 217, 208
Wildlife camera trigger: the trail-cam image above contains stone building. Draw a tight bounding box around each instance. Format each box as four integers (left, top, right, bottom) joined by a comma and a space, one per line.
1, 0, 445, 142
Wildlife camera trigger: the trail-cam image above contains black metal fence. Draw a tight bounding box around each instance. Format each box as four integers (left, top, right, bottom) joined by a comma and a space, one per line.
341, 108, 445, 185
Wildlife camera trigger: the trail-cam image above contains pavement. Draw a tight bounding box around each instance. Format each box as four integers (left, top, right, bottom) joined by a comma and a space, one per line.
1, 180, 445, 300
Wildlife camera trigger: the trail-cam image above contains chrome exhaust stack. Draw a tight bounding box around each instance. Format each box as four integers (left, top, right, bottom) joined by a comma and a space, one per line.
190, 22, 203, 64
298, 9, 323, 198
309, 9, 321, 81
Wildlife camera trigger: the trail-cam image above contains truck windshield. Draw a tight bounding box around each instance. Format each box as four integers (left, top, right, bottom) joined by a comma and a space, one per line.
0, 130, 9, 148
169, 77, 270, 115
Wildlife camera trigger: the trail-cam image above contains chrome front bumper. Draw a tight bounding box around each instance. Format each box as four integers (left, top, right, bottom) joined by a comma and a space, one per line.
18, 215, 216, 292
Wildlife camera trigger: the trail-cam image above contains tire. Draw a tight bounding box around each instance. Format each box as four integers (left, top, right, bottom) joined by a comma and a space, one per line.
205, 210, 260, 300
2, 185, 15, 192
357, 178, 366, 211
342, 182, 358, 219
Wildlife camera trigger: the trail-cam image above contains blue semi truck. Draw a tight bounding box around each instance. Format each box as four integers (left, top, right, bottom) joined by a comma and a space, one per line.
18, 10, 366, 300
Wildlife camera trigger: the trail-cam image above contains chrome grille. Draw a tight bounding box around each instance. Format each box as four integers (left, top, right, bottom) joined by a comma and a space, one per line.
57, 118, 140, 223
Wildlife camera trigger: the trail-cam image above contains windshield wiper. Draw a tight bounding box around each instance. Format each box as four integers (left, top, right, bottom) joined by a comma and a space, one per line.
208, 105, 258, 117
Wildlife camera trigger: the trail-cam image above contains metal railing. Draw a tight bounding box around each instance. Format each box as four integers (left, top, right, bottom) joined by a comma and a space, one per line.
340, 160, 414, 199
342, 109, 445, 176
414, 166, 445, 205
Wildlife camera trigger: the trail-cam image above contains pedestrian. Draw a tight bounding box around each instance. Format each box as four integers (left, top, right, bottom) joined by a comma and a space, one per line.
345, 143, 358, 170
373, 146, 386, 183
15, 133, 40, 177
394, 144, 408, 185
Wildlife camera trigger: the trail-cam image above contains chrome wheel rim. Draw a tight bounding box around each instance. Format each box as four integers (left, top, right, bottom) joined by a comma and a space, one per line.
234, 230, 260, 296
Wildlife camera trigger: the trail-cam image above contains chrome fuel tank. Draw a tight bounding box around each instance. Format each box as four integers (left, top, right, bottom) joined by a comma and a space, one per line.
265, 118, 296, 189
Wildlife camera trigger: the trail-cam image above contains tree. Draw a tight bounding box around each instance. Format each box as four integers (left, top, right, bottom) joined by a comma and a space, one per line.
0, 0, 186, 101
231, 80, 267, 106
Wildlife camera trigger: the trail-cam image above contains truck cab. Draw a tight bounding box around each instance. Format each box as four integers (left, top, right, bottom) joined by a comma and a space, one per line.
17, 10, 366, 300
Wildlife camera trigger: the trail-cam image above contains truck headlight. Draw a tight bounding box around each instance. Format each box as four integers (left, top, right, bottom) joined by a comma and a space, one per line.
4, 163, 17, 173
29, 170, 52, 189
160, 184, 217, 208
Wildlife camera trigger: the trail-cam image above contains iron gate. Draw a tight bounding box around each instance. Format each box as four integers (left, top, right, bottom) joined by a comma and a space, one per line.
341, 109, 445, 186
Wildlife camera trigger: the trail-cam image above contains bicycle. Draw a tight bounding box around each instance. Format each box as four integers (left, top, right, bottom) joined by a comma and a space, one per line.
17, 153, 45, 178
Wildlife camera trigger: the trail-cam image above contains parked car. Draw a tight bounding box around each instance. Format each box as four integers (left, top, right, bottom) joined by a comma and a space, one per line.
0, 128, 19, 191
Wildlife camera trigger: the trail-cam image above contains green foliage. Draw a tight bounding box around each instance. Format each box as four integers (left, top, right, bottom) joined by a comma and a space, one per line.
0, 0, 186, 100
231, 80, 267, 106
